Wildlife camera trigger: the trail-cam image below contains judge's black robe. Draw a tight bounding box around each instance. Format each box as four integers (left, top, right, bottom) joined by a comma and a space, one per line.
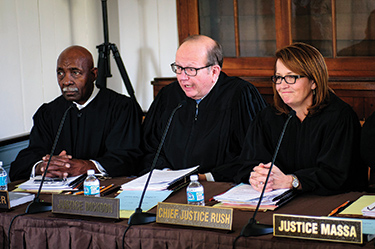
10, 88, 143, 181
361, 111, 375, 170
141, 72, 267, 181
234, 92, 367, 195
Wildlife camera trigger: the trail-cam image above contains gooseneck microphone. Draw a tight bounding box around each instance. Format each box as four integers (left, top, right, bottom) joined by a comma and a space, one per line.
25, 104, 74, 214
128, 100, 186, 225
238, 110, 296, 238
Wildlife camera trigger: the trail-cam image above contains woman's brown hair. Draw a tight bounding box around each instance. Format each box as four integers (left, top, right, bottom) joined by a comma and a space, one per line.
273, 42, 332, 115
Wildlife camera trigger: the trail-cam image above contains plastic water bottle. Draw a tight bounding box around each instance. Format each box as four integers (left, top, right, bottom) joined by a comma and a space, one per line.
186, 175, 204, 206
84, 170, 100, 197
0, 161, 7, 191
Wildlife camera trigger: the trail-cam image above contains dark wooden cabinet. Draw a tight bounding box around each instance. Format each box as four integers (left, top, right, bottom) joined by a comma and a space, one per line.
152, 76, 375, 121
160, 0, 375, 120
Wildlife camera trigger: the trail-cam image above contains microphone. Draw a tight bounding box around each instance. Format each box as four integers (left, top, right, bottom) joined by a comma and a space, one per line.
240, 110, 296, 237
128, 100, 186, 225
25, 104, 74, 214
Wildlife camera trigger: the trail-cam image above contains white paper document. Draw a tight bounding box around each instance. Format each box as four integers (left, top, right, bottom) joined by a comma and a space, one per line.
214, 183, 290, 205
121, 166, 199, 191
362, 201, 375, 217
18, 175, 82, 191
116, 189, 172, 211
9, 192, 35, 208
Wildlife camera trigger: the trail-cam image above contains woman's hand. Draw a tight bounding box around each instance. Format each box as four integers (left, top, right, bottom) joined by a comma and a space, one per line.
249, 162, 274, 192
249, 162, 293, 192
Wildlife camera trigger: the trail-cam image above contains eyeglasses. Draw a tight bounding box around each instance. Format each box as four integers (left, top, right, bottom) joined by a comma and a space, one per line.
170, 63, 213, 77
271, 75, 306, 84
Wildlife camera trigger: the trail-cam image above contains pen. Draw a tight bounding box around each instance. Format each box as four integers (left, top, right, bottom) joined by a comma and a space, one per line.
100, 184, 114, 193
73, 181, 84, 190
102, 185, 121, 196
328, 200, 351, 216
273, 189, 293, 202
276, 192, 296, 207
69, 174, 87, 188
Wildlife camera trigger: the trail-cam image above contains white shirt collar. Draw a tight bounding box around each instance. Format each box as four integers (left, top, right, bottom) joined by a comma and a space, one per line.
73, 85, 99, 110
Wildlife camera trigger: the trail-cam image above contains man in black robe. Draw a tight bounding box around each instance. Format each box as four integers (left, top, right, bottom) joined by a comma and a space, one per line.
10, 46, 143, 181
141, 35, 267, 182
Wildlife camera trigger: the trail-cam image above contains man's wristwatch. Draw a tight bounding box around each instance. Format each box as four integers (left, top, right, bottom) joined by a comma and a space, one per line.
291, 174, 300, 189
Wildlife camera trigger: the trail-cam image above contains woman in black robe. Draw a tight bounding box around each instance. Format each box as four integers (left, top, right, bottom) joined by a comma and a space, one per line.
235, 43, 367, 195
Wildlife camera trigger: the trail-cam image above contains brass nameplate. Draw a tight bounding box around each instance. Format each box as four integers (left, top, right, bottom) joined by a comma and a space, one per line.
156, 202, 233, 230
0, 191, 9, 209
52, 194, 119, 219
274, 214, 362, 244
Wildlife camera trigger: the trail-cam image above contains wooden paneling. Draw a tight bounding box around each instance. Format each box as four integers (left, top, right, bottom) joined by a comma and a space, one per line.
175, 0, 375, 77
176, 0, 199, 44
151, 76, 375, 121
169, 1, 375, 121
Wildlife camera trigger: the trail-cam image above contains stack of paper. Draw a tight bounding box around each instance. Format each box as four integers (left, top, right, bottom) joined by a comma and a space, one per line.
362, 201, 375, 217
121, 166, 199, 191
117, 166, 199, 219
335, 195, 375, 238
18, 175, 82, 191
9, 192, 35, 208
213, 183, 291, 210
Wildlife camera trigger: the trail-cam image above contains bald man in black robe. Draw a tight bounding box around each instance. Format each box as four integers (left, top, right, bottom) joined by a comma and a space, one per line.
141, 35, 267, 182
10, 46, 143, 181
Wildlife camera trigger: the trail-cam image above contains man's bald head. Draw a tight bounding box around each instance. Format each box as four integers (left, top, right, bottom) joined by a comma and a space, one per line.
57, 45, 95, 71
56, 45, 97, 105
180, 35, 223, 68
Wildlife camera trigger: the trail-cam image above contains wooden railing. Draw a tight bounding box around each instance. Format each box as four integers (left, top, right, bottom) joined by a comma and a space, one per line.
151, 76, 375, 121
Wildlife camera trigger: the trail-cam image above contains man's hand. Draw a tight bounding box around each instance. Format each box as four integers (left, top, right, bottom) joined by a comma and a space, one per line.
35, 150, 96, 178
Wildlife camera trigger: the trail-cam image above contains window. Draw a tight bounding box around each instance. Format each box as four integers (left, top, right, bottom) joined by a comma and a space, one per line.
174, 0, 375, 120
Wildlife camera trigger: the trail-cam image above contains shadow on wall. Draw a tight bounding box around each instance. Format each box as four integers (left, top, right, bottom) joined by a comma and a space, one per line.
338, 9, 375, 56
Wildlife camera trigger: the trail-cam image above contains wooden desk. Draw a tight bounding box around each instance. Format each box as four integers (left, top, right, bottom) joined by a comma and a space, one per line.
1, 178, 374, 249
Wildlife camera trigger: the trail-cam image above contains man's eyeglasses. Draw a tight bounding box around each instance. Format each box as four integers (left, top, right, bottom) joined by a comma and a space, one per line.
271, 75, 306, 84
170, 63, 213, 77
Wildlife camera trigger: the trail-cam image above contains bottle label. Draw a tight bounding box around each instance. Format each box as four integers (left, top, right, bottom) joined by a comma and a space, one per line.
84, 184, 100, 196
0, 175, 7, 186
187, 190, 204, 202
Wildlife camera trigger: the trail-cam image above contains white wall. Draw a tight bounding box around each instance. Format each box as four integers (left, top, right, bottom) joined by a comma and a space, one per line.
117, 0, 179, 109
0, 0, 178, 141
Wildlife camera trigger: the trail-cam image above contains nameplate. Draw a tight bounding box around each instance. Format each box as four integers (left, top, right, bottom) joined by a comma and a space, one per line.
274, 214, 362, 244
52, 194, 119, 219
0, 191, 9, 209
156, 202, 233, 230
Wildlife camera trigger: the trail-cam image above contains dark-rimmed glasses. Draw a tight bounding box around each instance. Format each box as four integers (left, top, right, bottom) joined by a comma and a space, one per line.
170, 63, 213, 77
271, 75, 306, 84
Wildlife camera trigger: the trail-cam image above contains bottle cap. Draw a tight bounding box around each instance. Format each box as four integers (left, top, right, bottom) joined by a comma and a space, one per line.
87, 169, 95, 175
190, 174, 198, 181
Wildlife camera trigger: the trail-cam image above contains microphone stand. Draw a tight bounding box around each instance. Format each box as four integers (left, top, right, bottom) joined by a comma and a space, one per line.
128, 101, 186, 225
25, 105, 74, 214
240, 110, 295, 237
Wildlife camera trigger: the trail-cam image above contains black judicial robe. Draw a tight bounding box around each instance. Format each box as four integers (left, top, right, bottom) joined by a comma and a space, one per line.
141, 72, 267, 181
10, 88, 143, 181
234, 92, 367, 195
361, 111, 375, 170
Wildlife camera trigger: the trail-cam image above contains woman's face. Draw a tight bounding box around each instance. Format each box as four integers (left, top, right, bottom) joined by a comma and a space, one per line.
275, 59, 316, 113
